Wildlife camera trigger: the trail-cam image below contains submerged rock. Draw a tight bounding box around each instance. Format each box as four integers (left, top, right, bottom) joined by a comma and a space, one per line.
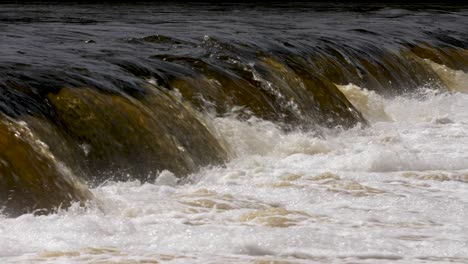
410, 44, 468, 72
0, 116, 92, 217
162, 54, 366, 129
256, 55, 324, 127
154, 55, 283, 122
47, 87, 227, 183
21, 116, 90, 180
141, 87, 229, 170
282, 55, 367, 128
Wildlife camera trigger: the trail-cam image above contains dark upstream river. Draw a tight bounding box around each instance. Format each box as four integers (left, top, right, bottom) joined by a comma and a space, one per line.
1, 3, 468, 263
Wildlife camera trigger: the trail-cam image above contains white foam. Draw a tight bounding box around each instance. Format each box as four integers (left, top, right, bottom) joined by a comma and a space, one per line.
154, 170, 178, 187
1, 89, 468, 263
336, 83, 391, 122
424, 60, 468, 93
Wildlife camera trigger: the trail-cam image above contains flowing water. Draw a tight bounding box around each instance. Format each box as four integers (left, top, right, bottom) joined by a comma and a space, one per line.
1, 3, 468, 263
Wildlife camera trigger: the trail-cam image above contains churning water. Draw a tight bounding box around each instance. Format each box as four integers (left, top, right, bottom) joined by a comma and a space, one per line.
1, 3, 467, 263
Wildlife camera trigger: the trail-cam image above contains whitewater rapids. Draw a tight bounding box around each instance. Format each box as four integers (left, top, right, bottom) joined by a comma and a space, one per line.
1, 86, 468, 263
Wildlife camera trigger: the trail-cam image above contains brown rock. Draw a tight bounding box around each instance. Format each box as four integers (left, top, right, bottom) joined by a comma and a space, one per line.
0, 115, 93, 217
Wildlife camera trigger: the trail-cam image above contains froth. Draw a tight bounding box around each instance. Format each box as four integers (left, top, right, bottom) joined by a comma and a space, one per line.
212, 116, 330, 157
2, 86, 468, 264
204, 87, 468, 176
336, 83, 391, 123
424, 60, 468, 93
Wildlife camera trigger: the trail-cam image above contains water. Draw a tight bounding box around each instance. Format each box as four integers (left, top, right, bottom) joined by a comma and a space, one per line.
1, 87, 467, 263
1, 3, 468, 263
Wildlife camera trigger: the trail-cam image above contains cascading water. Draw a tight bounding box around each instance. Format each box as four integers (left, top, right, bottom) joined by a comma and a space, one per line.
1, 3, 467, 263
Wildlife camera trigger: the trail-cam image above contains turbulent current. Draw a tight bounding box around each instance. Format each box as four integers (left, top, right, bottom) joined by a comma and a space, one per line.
1, 3, 468, 263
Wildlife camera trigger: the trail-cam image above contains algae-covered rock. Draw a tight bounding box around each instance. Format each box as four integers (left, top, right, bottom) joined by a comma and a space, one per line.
154, 55, 282, 122
0, 116, 93, 217
168, 76, 231, 114
282, 56, 367, 128
257, 55, 322, 127
308, 48, 363, 87
141, 87, 229, 170
319, 45, 446, 94
170, 73, 281, 122
155, 53, 371, 129
346, 48, 420, 94
21, 116, 90, 180
48, 87, 227, 183
410, 44, 468, 72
